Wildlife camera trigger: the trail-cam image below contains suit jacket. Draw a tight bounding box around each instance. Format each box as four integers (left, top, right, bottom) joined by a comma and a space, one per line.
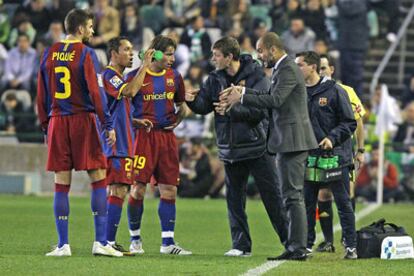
243, 56, 318, 154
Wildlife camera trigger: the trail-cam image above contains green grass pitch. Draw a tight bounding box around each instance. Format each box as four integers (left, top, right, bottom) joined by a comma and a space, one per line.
0, 195, 413, 275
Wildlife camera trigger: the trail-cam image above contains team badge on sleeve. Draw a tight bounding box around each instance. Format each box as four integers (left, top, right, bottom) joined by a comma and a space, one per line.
319, 97, 328, 106
109, 75, 123, 88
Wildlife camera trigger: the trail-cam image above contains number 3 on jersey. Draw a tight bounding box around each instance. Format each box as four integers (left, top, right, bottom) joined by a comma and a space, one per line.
54, 66, 71, 99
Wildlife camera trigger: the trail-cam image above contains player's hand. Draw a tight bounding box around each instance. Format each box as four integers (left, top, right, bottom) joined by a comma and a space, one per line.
106, 129, 116, 146
143, 49, 155, 68
319, 137, 333, 150
355, 152, 365, 170
185, 89, 200, 102
219, 84, 242, 106
133, 118, 153, 133
213, 101, 227, 115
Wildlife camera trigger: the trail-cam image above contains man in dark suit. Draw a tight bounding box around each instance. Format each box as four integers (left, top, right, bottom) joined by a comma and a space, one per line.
219, 32, 318, 260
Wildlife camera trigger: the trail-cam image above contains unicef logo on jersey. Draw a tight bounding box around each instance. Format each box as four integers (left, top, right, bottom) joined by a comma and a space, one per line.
143, 92, 175, 101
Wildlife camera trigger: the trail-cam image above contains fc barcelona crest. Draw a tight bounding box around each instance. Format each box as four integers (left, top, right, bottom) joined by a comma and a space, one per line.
319, 97, 328, 106
167, 78, 174, 87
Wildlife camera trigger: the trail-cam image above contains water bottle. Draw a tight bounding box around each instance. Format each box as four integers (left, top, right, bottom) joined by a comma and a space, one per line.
139, 49, 163, 61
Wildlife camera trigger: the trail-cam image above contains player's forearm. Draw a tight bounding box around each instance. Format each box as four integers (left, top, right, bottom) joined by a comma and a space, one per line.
356, 118, 365, 149
122, 65, 148, 97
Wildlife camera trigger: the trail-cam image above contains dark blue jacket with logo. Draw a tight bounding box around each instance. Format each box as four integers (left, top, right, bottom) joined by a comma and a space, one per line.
307, 77, 357, 165
187, 55, 270, 162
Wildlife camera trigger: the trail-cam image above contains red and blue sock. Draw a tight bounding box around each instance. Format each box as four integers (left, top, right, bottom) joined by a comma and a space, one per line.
159, 198, 176, 246
91, 179, 107, 245
127, 196, 143, 241
106, 195, 124, 243
54, 183, 70, 248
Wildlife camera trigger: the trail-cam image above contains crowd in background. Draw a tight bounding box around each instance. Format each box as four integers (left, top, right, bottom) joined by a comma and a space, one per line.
0, 0, 413, 202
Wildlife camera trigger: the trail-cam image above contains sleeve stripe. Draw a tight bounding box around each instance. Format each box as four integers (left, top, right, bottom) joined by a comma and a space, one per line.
117, 83, 127, 99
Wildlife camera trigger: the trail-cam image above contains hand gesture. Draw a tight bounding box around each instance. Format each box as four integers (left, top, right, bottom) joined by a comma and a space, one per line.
185, 89, 200, 102
142, 49, 155, 68
106, 129, 116, 146
133, 118, 153, 133
319, 137, 333, 150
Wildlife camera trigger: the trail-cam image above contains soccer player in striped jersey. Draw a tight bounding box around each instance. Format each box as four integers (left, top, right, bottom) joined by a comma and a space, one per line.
127, 35, 191, 255
37, 9, 121, 257
101, 37, 154, 254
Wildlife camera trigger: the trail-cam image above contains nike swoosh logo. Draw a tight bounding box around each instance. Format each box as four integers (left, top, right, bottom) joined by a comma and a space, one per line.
142, 82, 151, 87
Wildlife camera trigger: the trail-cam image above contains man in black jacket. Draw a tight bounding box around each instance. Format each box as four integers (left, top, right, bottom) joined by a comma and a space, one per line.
186, 36, 288, 257
295, 51, 358, 259
219, 32, 318, 261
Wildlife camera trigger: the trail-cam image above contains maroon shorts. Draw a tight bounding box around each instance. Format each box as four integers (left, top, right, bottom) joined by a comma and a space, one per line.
133, 129, 179, 186
46, 113, 107, 171
107, 157, 134, 185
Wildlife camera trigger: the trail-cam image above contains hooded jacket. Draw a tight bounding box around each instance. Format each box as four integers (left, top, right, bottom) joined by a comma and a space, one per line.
307, 77, 357, 165
187, 54, 270, 162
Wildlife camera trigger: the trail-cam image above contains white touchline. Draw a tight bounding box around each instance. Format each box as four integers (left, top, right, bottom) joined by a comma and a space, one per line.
241, 203, 380, 276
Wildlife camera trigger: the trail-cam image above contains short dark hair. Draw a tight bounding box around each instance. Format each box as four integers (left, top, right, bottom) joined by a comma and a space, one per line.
319, 54, 335, 68
261, 32, 285, 52
213, 36, 240, 61
64, 8, 94, 35
17, 32, 30, 41
107, 36, 129, 58
149, 35, 177, 52
296, 51, 321, 72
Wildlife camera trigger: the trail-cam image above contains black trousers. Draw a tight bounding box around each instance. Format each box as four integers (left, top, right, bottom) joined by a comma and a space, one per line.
224, 152, 288, 252
305, 166, 357, 249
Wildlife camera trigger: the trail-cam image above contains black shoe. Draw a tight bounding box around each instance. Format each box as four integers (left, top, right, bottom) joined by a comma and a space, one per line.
316, 241, 335, 253
267, 250, 307, 261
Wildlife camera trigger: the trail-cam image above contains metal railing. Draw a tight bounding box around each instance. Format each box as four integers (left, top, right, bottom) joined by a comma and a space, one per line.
370, 3, 414, 94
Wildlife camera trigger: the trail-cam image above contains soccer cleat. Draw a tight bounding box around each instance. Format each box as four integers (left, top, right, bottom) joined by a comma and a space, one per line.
316, 241, 335, 253
109, 242, 135, 256
92, 241, 123, 257
344, 247, 358, 259
45, 244, 71, 257
305, 248, 313, 257
160, 244, 192, 255
129, 240, 145, 254
224, 249, 252, 257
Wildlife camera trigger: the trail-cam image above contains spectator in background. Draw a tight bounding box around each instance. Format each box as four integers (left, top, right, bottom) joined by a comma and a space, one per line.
89, 0, 120, 49
249, 18, 269, 49
163, 0, 199, 27
302, 0, 328, 40
337, 0, 369, 96
178, 138, 215, 198
49, 0, 76, 23
0, 3, 10, 45
281, 16, 316, 56
8, 18, 36, 48
322, 0, 339, 43
229, 0, 252, 36
14, 0, 51, 36
238, 33, 258, 60
269, 0, 289, 35
393, 102, 414, 153
2, 33, 36, 93
120, 2, 154, 50
167, 28, 190, 78
369, 0, 401, 43
0, 93, 24, 134
356, 144, 403, 202
180, 15, 212, 66
187, 62, 204, 88
43, 20, 65, 45
401, 75, 414, 108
